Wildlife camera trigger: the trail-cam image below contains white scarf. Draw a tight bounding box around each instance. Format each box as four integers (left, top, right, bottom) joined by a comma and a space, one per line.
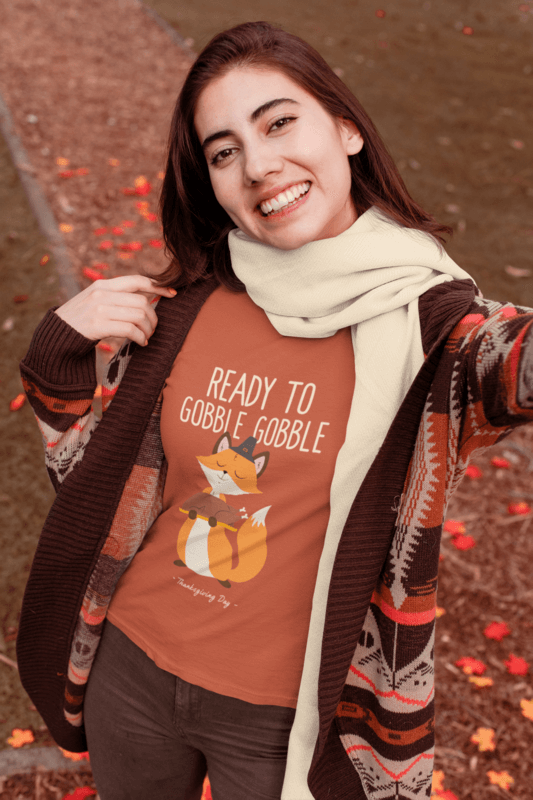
228, 206, 473, 798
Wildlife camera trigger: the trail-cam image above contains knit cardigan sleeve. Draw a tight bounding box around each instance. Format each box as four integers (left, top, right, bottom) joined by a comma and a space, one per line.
20, 309, 133, 490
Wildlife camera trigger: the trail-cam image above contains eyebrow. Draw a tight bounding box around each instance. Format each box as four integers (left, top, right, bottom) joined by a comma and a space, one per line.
201, 97, 299, 151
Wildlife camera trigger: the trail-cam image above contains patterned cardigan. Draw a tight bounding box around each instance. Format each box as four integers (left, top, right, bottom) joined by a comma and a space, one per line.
17, 276, 533, 800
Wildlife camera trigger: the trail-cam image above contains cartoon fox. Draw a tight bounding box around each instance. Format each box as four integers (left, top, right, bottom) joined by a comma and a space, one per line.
175, 432, 271, 588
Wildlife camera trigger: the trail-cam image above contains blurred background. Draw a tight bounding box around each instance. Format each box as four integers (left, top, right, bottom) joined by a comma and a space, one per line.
0, 0, 532, 796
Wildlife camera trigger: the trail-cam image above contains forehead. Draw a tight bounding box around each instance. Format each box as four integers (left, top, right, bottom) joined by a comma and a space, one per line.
194, 66, 316, 137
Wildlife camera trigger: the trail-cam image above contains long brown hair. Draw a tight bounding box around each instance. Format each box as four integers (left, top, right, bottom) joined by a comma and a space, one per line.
158, 21, 451, 290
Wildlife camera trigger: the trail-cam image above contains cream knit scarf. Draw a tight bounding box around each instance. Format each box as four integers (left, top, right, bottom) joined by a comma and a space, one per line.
228, 206, 472, 799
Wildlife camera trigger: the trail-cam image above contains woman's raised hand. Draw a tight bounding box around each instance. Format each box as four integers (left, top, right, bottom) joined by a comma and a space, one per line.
54, 275, 177, 347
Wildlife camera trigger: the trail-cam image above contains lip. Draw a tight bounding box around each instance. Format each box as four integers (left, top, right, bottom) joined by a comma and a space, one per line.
256, 182, 311, 220
255, 180, 311, 208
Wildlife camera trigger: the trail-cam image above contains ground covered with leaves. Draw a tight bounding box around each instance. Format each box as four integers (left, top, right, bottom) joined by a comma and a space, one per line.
0, 1, 532, 799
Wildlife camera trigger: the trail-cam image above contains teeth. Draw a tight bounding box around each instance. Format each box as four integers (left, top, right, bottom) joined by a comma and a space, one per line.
260, 182, 310, 216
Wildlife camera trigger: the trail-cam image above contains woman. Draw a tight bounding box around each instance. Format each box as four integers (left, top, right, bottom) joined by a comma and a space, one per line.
17, 21, 533, 800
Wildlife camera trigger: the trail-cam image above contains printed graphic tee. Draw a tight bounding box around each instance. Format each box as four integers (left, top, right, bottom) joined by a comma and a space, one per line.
108, 285, 355, 708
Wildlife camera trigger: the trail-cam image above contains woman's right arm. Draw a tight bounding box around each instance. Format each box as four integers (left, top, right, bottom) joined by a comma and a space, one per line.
20, 275, 176, 490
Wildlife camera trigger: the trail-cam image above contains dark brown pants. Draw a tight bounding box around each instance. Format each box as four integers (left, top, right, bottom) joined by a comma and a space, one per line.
84, 621, 296, 800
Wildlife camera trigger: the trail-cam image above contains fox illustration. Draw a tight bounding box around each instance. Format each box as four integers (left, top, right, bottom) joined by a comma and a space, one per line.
175, 432, 271, 588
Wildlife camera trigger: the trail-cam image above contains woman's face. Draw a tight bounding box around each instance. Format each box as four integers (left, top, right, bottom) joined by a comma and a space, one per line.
194, 67, 364, 250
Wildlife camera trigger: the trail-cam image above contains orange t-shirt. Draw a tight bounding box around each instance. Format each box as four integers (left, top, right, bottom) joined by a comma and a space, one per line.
108, 285, 355, 707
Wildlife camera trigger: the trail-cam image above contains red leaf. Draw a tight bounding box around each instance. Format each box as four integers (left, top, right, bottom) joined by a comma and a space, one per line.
75, 167, 89, 176
82, 267, 104, 282
39, 254, 50, 266
145, 212, 158, 222
112, 226, 124, 235
121, 187, 136, 196
465, 464, 483, 479
491, 456, 510, 468
98, 240, 113, 251
13, 294, 29, 303
375, 9, 386, 17
61, 788, 96, 800
93, 227, 108, 236
135, 182, 152, 196
484, 621, 511, 641
92, 262, 109, 270
504, 654, 529, 676
58, 170, 74, 178
119, 241, 143, 252
452, 534, 476, 550
507, 502, 531, 515
462, 26, 473, 35
456, 656, 486, 675
121, 220, 136, 228
149, 239, 163, 249
443, 519, 466, 534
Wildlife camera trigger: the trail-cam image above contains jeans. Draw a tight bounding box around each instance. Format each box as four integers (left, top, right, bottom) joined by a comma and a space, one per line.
84, 621, 296, 800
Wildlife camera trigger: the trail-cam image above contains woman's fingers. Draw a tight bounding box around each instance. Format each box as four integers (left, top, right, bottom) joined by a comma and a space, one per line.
54, 275, 177, 342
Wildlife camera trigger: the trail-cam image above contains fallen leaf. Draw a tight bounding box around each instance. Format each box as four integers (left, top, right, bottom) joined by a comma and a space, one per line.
135, 201, 149, 210
134, 176, 152, 196
443, 519, 465, 534
157, 170, 165, 179
58, 170, 74, 178
75, 167, 89, 176
98, 240, 113, 251
465, 464, 482, 478
436, 606, 446, 618
112, 226, 124, 235
505, 265, 531, 277
486, 770, 514, 791
56, 157, 69, 166
108, 158, 120, 166
59, 223, 73, 233
120, 241, 143, 252
452, 534, 476, 550
504, 654, 529, 675
10, 394, 26, 411
520, 698, 533, 720
59, 747, 90, 761
82, 267, 104, 282
462, 26, 474, 35
118, 252, 135, 260
7, 728, 34, 747
484, 621, 510, 641
468, 676, 494, 688
431, 770, 445, 793
121, 220, 136, 228
92, 262, 109, 270
145, 212, 158, 222
39, 254, 50, 266
491, 456, 510, 468
507, 501, 531, 515
470, 727, 496, 752
149, 238, 163, 249
510, 139, 524, 150
13, 294, 29, 303
375, 9, 386, 17
121, 187, 136, 196
456, 656, 486, 675
61, 788, 96, 800
93, 227, 108, 236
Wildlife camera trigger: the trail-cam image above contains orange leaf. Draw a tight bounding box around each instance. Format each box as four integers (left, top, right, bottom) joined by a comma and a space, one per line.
59, 223, 73, 233
507, 501, 531, 515
443, 519, 465, 535
465, 464, 482, 479
39, 254, 50, 266
108, 158, 120, 166
10, 394, 26, 411
468, 676, 493, 688
118, 252, 134, 260
470, 727, 496, 752
491, 456, 510, 468
121, 220, 136, 228
134, 175, 149, 187
504, 654, 529, 675
75, 167, 89, 176
484, 621, 510, 641
456, 656, 486, 675
56, 157, 69, 166
432, 771, 445, 793
452, 534, 475, 550
520, 698, 533, 721
135, 201, 149, 210
7, 728, 34, 748
59, 747, 90, 762
435, 606, 446, 618
157, 170, 165, 179
120, 241, 143, 252
486, 770, 514, 791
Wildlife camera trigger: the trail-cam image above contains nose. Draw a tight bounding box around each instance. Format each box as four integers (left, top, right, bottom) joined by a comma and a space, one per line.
242, 141, 283, 186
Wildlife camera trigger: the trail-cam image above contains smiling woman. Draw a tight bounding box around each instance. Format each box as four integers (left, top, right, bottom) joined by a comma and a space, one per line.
16, 18, 533, 800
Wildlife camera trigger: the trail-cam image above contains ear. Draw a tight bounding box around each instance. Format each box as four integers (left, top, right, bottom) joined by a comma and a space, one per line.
339, 118, 364, 156
213, 431, 231, 454
254, 451, 270, 479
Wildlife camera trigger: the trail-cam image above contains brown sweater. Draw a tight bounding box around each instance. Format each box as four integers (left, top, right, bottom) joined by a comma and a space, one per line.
17, 277, 533, 799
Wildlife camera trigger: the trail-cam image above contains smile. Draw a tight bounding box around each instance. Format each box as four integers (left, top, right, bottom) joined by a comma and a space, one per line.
259, 181, 311, 216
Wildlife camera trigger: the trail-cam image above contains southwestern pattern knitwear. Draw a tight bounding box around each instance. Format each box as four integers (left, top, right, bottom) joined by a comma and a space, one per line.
18, 278, 533, 800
